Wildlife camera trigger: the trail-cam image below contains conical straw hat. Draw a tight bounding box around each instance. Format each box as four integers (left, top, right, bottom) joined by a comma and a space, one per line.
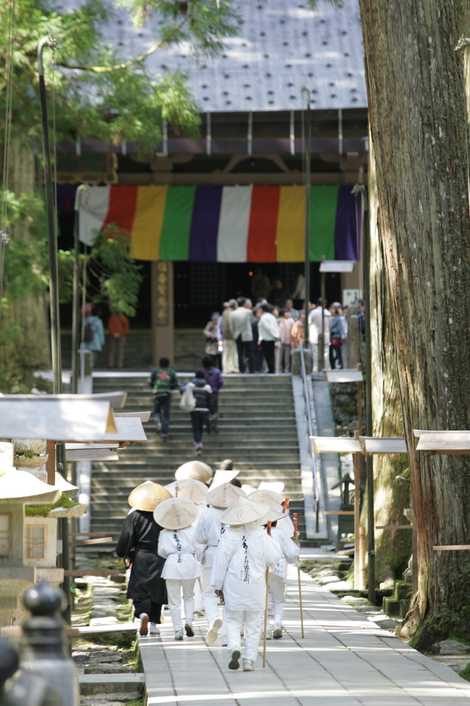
166, 478, 208, 505
128, 481, 171, 512
175, 461, 213, 484
0, 469, 61, 504
250, 489, 284, 509
209, 469, 240, 491
154, 497, 199, 530
207, 482, 245, 509
222, 498, 269, 526
261, 504, 285, 523
258, 481, 285, 494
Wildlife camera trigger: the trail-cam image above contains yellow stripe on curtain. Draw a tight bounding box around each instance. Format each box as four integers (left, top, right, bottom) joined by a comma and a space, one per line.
131, 186, 168, 260
276, 186, 305, 262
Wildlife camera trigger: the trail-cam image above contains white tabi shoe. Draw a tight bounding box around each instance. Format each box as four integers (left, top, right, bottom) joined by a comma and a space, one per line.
139, 613, 149, 637
206, 617, 223, 646
149, 622, 160, 636
242, 659, 255, 672
175, 630, 184, 641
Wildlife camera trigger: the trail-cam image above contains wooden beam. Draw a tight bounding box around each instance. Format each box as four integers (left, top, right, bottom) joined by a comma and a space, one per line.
433, 545, 470, 551
311, 436, 362, 454
415, 430, 470, 454
58, 171, 359, 186
76, 537, 113, 545
352, 451, 366, 590
360, 436, 407, 454
46, 440, 56, 485
64, 569, 123, 577
324, 510, 355, 516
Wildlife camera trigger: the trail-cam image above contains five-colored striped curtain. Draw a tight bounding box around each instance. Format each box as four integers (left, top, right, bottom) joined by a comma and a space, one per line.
78, 184, 360, 262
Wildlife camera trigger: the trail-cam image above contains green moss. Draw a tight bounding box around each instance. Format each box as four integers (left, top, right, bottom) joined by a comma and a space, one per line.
410, 608, 470, 652
26, 494, 77, 517
459, 664, 470, 681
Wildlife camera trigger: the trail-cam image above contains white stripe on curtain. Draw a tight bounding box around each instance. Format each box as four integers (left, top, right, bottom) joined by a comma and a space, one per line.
78, 186, 110, 246
217, 186, 252, 262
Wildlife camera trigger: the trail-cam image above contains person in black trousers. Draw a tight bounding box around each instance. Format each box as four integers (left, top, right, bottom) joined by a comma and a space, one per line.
258, 304, 280, 374
185, 370, 213, 454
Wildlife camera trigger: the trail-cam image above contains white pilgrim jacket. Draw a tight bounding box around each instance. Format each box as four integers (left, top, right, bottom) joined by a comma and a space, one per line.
270, 526, 300, 580
194, 505, 228, 568
158, 527, 201, 580
210, 524, 281, 611
277, 513, 295, 539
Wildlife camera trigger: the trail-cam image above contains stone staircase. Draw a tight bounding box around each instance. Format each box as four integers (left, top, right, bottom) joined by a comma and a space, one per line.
89, 374, 305, 543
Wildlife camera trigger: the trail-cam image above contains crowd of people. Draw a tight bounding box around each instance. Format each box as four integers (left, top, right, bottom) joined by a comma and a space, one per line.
116, 460, 300, 672
203, 295, 365, 375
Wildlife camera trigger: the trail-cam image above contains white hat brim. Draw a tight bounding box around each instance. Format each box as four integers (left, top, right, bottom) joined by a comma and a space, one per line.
154, 497, 199, 530
209, 469, 240, 491
166, 479, 208, 505
207, 482, 245, 509
221, 498, 269, 526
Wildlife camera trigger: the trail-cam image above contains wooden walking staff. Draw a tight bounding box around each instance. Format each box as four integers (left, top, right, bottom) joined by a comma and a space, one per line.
292, 513, 305, 639
262, 521, 272, 668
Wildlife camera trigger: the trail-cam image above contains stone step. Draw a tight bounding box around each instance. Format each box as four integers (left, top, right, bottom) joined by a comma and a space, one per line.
90, 372, 303, 537
100, 452, 299, 462
121, 442, 299, 451
94, 375, 292, 384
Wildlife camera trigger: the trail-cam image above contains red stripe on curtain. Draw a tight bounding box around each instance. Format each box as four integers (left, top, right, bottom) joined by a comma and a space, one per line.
102, 186, 138, 236
247, 186, 280, 262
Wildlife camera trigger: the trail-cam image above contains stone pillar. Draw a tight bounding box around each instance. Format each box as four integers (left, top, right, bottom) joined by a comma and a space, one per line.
151, 261, 174, 366
341, 269, 363, 303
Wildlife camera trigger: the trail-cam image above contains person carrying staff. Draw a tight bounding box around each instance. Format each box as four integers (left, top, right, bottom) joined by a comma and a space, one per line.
194, 476, 244, 645
211, 497, 281, 672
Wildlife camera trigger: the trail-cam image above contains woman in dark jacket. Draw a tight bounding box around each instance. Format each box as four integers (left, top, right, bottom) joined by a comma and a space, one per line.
116, 481, 171, 636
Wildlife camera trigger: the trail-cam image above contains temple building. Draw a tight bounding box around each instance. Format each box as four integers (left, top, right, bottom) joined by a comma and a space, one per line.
57, 0, 368, 369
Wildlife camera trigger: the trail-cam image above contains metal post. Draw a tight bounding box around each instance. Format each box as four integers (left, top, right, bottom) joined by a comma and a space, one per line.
301, 89, 311, 345
319, 272, 326, 371
362, 188, 375, 602
70, 188, 83, 395
38, 38, 62, 395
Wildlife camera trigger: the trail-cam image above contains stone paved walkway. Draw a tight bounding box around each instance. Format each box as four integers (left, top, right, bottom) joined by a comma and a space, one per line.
139, 567, 470, 705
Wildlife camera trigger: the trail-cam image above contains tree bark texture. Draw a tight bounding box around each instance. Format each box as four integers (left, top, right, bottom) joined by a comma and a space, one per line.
0, 139, 49, 391
368, 133, 411, 586
359, 0, 470, 645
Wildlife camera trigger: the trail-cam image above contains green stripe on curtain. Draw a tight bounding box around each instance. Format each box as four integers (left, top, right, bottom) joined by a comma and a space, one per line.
159, 186, 196, 260
309, 185, 339, 261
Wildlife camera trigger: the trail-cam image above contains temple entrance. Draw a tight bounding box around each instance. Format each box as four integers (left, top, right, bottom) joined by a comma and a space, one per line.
173, 262, 343, 327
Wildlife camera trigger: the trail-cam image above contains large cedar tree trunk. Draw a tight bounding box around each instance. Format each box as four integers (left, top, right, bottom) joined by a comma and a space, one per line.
0, 140, 49, 391
359, 0, 470, 646
368, 137, 411, 585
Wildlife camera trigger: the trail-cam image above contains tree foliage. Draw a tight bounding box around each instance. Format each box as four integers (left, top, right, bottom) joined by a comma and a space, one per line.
0, 0, 238, 390
59, 225, 143, 316
0, 0, 239, 147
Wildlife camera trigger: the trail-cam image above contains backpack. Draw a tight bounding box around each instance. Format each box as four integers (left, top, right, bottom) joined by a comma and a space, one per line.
152, 368, 176, 396
180, 384, 196, 412
83, 320, 94, 344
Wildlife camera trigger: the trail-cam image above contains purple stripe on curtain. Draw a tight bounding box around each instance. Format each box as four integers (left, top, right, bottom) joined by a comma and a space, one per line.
354, 190, 364, 261
189, 185, 223, 261
334, 185, 360, 260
